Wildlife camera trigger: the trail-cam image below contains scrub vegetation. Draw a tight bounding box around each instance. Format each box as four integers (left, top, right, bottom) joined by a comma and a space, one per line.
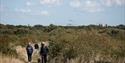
0, 24, 125, 63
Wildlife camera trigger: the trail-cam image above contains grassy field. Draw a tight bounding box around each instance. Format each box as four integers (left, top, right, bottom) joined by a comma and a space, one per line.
0, 24, 125, 63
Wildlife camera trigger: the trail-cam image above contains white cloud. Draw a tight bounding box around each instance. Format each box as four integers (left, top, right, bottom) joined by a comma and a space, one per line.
82, 0, 104, 12
40, 10, 50, 16
15, 8, 31, 13
116, 0, 125, 5
101, 0, 125, 7
40, 0, 62, 5
70, 0, 81, 8
70, 0, 104, 12
26, 1, 32, 6
70, 0, 125, 13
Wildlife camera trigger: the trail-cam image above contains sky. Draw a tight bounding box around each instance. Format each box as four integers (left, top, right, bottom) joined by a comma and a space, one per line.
0, 0, 125, 26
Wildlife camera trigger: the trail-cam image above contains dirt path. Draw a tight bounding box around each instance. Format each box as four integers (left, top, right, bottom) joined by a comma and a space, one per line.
15, 42, 49, 63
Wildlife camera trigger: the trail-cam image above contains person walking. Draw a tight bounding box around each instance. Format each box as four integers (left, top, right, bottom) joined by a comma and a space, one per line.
26, 42, 33, 63
40, 42, 49, 63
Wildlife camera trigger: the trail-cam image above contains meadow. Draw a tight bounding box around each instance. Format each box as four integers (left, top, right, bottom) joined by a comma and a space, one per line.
0, 24, 125, 63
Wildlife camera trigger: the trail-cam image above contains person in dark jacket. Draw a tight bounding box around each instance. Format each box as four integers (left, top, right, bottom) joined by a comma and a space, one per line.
26, 42, 33, 63
40, 42, 49, 63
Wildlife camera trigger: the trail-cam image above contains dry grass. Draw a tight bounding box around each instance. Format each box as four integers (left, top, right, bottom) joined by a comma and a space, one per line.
15, 46, 27, 62
0, 55, 24, 63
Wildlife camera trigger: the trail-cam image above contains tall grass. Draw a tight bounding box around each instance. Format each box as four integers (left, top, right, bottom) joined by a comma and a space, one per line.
0, 53, 24, 63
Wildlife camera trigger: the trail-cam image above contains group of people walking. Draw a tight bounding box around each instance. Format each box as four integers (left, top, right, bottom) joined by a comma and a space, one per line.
26, 42, 49, 63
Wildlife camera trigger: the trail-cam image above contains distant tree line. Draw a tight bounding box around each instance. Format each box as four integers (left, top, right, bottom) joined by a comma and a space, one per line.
0, 23, 125, 30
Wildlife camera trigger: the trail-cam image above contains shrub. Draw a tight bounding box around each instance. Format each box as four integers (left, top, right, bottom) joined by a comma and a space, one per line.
49, 41, 63, 58
0, 35, 17, 56
63, 48, 78, 60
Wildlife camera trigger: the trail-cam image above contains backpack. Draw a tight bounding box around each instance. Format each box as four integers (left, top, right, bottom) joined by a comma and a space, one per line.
34, 44, 39, 49
40, 46, 48, 55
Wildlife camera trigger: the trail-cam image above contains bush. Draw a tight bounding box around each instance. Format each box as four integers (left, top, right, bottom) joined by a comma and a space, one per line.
49, 41, 63, 58
14, 28, 31, 35
63, 48, 78, 60
0, 35, 17, 56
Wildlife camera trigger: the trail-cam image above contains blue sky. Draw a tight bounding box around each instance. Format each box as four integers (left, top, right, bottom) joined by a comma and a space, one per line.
0, 0, 125, 26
